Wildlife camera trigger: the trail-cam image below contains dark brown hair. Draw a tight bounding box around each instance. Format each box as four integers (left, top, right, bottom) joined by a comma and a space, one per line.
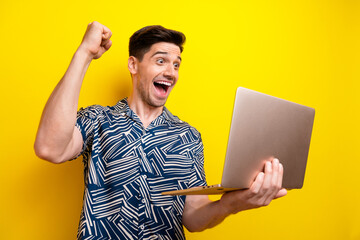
129, 25, 186, 61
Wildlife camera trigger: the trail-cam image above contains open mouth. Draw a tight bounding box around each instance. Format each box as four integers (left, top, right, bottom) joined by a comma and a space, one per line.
153, 80, 171, 95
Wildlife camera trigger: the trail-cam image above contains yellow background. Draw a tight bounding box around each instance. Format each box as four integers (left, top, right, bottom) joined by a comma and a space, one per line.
0, 0, 359, 239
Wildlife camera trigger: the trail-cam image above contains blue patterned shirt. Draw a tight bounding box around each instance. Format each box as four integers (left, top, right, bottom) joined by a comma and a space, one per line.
75, 98, 207, 239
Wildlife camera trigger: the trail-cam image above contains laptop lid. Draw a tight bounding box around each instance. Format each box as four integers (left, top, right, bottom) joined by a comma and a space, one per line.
221, 87, 315, 189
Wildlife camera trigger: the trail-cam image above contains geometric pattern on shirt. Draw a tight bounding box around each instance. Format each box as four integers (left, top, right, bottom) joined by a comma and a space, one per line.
75, 98, 207, 240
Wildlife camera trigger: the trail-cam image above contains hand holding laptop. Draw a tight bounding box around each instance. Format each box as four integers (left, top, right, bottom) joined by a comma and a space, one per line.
182, 156, 288, 232
219, 157, 287, 214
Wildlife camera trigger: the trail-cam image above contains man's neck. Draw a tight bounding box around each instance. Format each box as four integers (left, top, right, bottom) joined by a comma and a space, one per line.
127, 95, 163, 129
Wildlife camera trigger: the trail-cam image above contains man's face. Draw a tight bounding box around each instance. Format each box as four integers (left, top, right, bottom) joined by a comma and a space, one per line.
131, 42, 181, 108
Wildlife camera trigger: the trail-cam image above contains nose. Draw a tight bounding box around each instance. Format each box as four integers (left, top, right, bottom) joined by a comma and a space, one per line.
163, 64, 176, 81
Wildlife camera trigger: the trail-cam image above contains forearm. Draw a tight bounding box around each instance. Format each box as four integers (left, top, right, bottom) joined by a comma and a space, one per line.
182, 196, 231, 232
34, 46, 92, 162
183, 160, 288, 232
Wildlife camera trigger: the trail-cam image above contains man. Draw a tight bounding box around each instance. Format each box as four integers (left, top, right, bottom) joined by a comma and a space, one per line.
35, 21, 287, 239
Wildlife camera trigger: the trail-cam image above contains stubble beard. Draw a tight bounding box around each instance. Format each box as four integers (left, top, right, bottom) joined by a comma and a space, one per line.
138, 80, 167, 108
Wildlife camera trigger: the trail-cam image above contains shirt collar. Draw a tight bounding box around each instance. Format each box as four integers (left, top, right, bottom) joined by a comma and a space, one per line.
114, 98, 182, 124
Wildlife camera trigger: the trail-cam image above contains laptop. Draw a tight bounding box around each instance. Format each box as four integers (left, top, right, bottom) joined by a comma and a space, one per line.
161, 87, 315, 195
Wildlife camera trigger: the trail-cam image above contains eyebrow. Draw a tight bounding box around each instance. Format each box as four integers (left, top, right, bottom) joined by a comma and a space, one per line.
151, 51, 182, 61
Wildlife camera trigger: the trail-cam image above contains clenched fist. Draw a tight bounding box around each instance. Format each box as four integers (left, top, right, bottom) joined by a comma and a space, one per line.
79, 21, 112, 59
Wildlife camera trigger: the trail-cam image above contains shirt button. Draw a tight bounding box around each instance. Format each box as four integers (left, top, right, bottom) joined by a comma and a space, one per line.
140, 224, 145, 230
141, 199, 145, 203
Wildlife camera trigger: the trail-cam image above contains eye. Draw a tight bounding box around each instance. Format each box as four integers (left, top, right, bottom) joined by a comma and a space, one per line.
174, 62, 180, 68
156, 58, 164, 64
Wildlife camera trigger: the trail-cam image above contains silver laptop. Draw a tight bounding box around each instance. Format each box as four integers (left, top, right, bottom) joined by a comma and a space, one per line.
162, 87, 315, 195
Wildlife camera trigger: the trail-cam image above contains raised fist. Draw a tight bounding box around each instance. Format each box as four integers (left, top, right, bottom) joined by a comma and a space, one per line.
80, 21, 112, 59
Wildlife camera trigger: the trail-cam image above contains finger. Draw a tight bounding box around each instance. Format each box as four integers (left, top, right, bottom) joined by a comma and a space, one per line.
102, 25, 112, 40
249, 172, 264, 196
262, 159, 282, 205
274, 188, 287, 199
258, 161, 278, 204
277, 163, 284, 188
271, 158, 279, 187
100, 39, 112, 50
101, 38, 111, 47
104, 39, 112, 51
261, 161, 273, 194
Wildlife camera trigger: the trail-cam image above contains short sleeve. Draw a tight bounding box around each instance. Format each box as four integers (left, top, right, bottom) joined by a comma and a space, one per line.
188, 133, 207, 188
75, 106, 98, 156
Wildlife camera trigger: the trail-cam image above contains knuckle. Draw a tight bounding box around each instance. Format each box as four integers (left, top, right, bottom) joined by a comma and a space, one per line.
262, 184, 270, 192
250, 187, 259, 195
269, 185, 277, 192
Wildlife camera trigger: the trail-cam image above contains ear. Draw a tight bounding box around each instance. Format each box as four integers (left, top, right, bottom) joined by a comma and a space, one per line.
128, 56, 138, 75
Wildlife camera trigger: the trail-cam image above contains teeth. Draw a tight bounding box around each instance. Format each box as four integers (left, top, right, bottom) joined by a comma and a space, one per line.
155, 81, 171, 86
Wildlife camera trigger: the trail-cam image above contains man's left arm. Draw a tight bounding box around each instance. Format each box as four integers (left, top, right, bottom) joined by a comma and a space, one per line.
182, 158, 287, 232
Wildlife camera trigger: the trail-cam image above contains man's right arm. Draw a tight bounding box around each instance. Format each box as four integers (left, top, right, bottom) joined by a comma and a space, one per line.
34, 22, 112, 164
